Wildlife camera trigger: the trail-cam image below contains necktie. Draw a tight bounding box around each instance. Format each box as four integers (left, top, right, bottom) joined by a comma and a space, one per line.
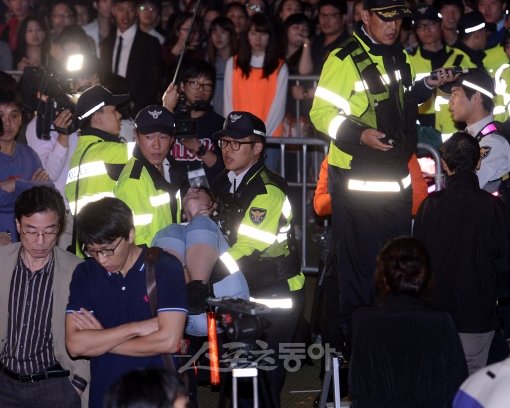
114, 35, 123, 74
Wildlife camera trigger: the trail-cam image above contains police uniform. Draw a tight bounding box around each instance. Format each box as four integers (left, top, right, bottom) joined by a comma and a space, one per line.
310, 0, 418, 337
65, 86, 132, 216
407, 5, 476, 140
211, 112, 304, 407
114, 106, 185, 246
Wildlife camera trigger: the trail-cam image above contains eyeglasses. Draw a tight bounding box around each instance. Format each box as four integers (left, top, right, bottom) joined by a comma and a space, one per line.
185, 80, 214, 92
218, 139, 257, 151
83, 238, 123, 258
21, 229, 59, 239
319, 12, 341, 20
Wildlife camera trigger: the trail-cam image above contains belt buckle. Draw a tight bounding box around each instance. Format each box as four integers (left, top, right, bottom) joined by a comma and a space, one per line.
19, 373, 35, 382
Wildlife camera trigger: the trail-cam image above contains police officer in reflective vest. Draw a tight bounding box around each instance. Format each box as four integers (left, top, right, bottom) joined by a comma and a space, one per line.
114, 106, 186, 246
211, 111, 304, 407
310, 0, 451, 353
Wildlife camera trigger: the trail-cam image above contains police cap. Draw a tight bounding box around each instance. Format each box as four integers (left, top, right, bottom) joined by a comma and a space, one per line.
135, 105, 175, 135
214, 111, 266, 140
363, 0, 412, 21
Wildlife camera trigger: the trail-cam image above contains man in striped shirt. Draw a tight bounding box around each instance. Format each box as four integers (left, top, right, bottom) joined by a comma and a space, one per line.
0, 186, 89, 407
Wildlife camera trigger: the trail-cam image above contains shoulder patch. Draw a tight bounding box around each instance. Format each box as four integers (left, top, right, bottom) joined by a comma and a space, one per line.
249, 207, 267, 225
480, 146, 492, 159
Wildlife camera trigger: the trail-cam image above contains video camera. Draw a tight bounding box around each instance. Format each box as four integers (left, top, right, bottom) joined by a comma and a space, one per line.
207, 298, 271, 343
174, 93, 211, 138
19, 54, 89, 139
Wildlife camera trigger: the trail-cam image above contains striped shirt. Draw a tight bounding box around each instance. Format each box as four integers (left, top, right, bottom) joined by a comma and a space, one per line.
0, 250, 57, 375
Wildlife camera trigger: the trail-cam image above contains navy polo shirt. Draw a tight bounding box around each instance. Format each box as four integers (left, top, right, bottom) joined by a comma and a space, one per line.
67, 245, 187, 408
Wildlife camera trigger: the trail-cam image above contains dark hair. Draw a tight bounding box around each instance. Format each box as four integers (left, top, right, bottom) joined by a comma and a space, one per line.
15, 186, 66, 233
439, 131, 480, 174
166, 12, 201, 48
318, 0, 347, 15
433, 0, 464, 13
0, 88, 24, 111
76, 197, 133, 246
104, 368, 188, 408
279, 13, 313, 56
207, 16, 237, 63
462, 84, 495, 113
375, 237, 432, 301
181, 60, 216, 83
237, 14, 280, 78
276, 0, 304, 22
15, 16, 51, 67
224, 2, 249, 19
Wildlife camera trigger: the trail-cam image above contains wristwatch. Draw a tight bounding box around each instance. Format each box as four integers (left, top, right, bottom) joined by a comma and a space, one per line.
195, 144, 207, 157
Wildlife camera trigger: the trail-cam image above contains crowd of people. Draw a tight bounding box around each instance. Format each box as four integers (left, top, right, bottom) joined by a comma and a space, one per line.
3, 0, 510, 406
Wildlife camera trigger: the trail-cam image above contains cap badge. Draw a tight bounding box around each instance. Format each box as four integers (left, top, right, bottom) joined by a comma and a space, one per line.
230, 113, 242, 123
148, 110, 162, 119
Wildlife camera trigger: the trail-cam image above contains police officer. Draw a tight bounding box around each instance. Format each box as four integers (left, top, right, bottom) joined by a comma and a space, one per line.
310, 0, 450, 354
114, 106, 186, 246
65, 85, 132, 255
211, 111, 304, 408
408, 5, 475, 140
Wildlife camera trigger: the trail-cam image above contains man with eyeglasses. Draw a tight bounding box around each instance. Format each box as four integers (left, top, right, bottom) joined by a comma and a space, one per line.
163, 61, 225, 185
114, 105, 186, 246
0, 186, 89, 407
211, 111, 304, 407
136, 0, 165, 44
311, 0, 350, 74
65, 197, 187, 408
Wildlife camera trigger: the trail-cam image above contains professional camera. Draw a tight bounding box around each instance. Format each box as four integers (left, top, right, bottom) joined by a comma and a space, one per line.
19, 54, 89, 139
207, 298, 271, 343
212, 192, 245, 245
174, 93, 211, 138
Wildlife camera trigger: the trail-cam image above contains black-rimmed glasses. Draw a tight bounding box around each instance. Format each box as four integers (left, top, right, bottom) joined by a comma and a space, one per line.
83, 238, 123, 258
185, 80, 213, 92
218, 139, 257, 151
21, 229, 59, 239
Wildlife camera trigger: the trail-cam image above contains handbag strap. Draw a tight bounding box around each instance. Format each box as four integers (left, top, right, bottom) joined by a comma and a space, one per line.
144, 247, 176, 372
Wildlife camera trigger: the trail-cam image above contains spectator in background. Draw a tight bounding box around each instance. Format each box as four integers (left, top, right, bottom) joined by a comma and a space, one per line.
202, 7, 221, 34
101, 0, 163, 113
158, 0, 177, 36
414, 131, 510, 374
0, 0, 32, 51
0, 89, 50, 243
478, 0, 507, 47
207, 16, 237, 115
15, 16, 50, 71
311, 0, 349, 74
245, 0, 268, 16
224, 13, 288, 171
163, 60, 225, 184
83, 0, 114, 57
225, 2, 249, 36
137, 0, 166, 44
349, 237, 468, 407
48, 1, 77, 40
104, 368, 188, 408
435, 0, 464, 45
276, 0, 304, 24
164, 12, 203, 72
73, 0, 94, 26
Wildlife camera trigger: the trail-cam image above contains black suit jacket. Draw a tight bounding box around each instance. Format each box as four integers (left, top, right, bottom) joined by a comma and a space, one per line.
101, 26, 163, 113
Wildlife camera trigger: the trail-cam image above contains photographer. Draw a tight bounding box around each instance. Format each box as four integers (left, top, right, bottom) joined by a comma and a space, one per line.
162, 61, 225, 185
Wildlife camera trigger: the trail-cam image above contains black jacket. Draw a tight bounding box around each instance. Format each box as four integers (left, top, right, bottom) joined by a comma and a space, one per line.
414, 172, 510, 332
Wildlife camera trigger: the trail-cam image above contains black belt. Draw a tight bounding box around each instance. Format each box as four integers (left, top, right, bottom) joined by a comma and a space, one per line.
0, 363, 70, 382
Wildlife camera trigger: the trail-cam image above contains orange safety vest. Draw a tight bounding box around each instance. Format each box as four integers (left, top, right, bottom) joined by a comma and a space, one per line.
232, 57, 284, 136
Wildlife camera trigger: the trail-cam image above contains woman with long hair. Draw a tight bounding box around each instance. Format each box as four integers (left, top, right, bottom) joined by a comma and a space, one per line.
223, 13, 288, 170
15, 16, 50, 70
207, 16, 237, 115
349, 237, 468, 408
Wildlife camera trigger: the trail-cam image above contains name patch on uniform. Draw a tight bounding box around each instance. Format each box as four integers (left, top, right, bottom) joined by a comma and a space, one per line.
250, 207, 267, 225
480, 146, 492, 159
